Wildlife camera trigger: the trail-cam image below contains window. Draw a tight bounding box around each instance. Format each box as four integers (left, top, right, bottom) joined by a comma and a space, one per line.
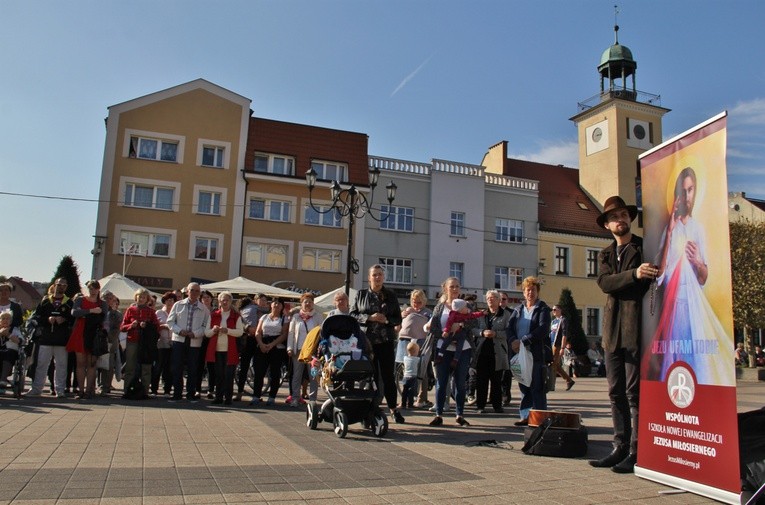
380, 205, 414, 232
254, 153, 295, 176
586, 308, 601, 336
245, 242, 289, 268
249, 198, 291, 222
379, 257, 412, 284
194, 237, 218, 261
129, 136, 178, 162
586, 249, 599, 277
124, 183, 174, 211
450, 212, 465, 237
311, 160, 348, 182
555, 246, 570, 275
119, 231, 171, 257
495, 267, 523, 291
450, 262, 464, 285
495, 219, 524, 243
304, 204, 342, 228
302, 247, 342, 272
197, 191, 221, 215
202, 146, 224, 168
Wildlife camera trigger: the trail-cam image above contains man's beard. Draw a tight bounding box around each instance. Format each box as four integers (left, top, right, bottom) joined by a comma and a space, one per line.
613, 222, 631, 237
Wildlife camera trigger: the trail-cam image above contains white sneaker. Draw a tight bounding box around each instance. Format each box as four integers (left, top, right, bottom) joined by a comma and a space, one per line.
24, 389, 42, 397
429, 404, 450, 413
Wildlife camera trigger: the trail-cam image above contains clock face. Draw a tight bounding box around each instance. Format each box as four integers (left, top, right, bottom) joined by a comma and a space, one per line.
586, 119, 609, 155
627, 118, 652, 149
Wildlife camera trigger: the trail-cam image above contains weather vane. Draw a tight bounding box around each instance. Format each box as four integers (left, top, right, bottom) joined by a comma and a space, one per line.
613, 4, 620, 43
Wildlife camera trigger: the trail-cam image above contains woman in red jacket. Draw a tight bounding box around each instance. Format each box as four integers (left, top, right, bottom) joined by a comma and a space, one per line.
205, 291, 244, 405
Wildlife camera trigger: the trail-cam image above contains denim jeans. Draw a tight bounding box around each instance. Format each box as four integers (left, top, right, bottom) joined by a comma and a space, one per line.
434, 348, 471, 417
518, 362, 547, 420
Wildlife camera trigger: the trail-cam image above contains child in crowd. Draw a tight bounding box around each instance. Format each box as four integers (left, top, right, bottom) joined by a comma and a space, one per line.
435, 298, 482, 368
0, 311, 23, 393
398, 340, 420, 409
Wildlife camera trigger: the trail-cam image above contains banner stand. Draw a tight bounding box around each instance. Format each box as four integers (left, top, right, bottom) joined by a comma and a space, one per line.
635, 466, 740, 504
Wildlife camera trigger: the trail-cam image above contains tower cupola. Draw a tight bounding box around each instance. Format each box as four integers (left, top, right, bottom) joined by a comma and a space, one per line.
598, 23, 637, 99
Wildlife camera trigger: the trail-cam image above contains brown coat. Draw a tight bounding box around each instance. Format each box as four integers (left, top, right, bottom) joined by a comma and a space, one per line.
597, 234, 651, 352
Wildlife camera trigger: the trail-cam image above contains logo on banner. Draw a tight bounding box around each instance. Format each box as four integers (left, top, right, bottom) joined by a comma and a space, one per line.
667, 363, 695, 408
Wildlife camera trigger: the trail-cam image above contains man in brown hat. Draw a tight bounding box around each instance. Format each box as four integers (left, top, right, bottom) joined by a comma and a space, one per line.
590, 196, 656, 474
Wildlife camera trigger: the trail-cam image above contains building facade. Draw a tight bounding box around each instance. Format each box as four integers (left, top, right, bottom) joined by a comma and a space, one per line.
92, 79, 251, 290
362, 156, 539, 305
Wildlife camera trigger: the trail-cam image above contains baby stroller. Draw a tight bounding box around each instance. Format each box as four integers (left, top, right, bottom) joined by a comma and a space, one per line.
305, 314, 388, 438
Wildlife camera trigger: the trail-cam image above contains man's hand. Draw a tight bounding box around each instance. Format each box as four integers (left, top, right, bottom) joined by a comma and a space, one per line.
636, 262, 658, 280
511, 340, 520, 353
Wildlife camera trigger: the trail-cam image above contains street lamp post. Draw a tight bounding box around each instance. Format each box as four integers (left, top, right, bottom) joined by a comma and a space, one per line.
305, 166, 397, 296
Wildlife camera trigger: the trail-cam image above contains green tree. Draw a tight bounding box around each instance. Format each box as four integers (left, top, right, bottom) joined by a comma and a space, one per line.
730, 219, 765, 367
558, 288, 588, 355
49, 255, 83, 299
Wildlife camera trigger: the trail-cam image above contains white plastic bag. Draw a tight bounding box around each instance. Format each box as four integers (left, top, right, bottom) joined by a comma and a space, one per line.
510, 341, 533, 387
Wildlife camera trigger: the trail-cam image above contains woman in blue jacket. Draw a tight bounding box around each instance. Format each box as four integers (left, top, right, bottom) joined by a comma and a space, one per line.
507, 276, 551, 426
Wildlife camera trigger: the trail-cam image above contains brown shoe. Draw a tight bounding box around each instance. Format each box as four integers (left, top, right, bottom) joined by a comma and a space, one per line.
514, 418, 529, 427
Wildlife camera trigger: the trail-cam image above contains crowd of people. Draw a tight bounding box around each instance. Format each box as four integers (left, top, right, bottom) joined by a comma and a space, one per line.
0, 268, 602, 422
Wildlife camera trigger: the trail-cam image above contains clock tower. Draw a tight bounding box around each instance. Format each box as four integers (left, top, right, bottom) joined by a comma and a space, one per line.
571, 22, 670, 212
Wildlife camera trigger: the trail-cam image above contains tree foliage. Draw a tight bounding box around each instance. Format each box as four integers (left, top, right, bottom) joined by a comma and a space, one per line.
729, 219, 765, 366
558, 288, 588, 355
49, 255, 83, 299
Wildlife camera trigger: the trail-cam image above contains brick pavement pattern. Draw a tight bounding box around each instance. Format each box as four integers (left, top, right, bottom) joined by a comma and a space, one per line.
0, 377, 761, 504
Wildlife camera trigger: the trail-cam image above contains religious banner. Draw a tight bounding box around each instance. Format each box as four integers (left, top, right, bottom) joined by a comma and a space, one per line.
635, 112, 739, 504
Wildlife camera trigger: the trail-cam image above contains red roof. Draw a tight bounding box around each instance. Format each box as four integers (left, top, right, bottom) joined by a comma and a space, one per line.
503, 159, 611, 238
747, 196, 765, 213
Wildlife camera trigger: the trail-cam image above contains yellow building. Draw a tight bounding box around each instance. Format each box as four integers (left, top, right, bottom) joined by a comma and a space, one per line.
93, 79, 251, 290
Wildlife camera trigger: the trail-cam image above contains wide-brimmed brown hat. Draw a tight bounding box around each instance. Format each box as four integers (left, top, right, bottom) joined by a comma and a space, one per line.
596, 196, 638, 227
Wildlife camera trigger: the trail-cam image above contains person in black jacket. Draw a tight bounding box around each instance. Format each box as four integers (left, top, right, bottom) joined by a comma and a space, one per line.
589, 196, 654, 474
351, 264, 404, 423
25, 278, 74, 397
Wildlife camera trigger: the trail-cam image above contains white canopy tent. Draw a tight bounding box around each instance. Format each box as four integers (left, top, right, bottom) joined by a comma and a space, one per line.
199, 276, 301, 299
314, 286, 358, 310
90, 273, 161, 308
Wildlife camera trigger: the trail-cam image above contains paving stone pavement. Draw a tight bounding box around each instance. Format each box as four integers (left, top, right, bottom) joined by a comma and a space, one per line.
0, 376, 761, 504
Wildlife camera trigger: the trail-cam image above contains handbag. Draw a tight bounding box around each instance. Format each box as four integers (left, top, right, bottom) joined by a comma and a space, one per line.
509, 341, 533, 387
92, 328, 109, 357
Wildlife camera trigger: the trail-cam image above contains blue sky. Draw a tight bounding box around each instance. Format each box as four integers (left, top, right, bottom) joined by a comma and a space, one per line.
1, 1, 763, 284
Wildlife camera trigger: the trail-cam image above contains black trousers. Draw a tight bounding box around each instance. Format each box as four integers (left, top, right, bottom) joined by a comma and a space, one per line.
213, 352, 236, 402
475, 345, 503, 410
372, 340, 398, 410
236, 338, 257, 394
252, 346, 286, 399
605, 346, 640, 453
151, 348, 173, 394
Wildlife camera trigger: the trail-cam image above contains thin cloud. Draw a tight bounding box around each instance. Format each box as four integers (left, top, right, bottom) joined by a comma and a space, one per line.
390, 54, 435, 97
729, 98, 765, 125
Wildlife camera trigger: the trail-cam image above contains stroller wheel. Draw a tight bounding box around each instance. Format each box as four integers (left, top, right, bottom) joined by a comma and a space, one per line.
371, 411, 388, 438
306, 403, 318, 430
333, 411, 348, 438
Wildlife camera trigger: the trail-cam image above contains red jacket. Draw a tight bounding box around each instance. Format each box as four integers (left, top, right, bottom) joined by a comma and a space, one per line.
205, 309, 240, 365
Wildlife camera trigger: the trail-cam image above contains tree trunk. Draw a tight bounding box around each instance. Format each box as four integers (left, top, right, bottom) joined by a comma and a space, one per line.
746, 325, 756, 368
